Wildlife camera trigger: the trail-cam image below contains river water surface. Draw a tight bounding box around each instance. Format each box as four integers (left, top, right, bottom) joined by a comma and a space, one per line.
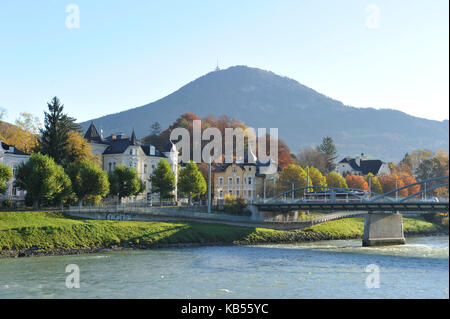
0, 236, 448, 299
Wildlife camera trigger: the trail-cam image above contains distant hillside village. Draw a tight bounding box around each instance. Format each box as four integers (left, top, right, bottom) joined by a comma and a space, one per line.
1, 121, 392, 207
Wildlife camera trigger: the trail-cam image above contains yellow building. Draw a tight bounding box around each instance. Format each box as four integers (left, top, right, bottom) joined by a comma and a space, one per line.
213, 151, 278, 203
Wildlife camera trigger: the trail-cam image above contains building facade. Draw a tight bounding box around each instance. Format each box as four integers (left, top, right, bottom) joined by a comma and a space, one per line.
84, 123, 178, 201
335, 153, 390, 177
213, 150, 278, 204
0, 140, 29, 205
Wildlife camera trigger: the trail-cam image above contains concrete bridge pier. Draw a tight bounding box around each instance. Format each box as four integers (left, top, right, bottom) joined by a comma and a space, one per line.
362, 211, 406, 247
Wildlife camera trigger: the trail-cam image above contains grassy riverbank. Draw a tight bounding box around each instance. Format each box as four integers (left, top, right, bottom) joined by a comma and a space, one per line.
0, 211, 447, 257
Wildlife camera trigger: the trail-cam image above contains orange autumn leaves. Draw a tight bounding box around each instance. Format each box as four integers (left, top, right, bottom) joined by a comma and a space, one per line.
345, 173, 420, 196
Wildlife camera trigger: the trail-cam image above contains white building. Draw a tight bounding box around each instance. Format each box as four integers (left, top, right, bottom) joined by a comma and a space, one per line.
335, 153, 390, 177
0, 140, 29, 205
84, 123, 178, 201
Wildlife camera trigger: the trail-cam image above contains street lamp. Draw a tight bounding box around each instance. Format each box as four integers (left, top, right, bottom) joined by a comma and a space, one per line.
207, 156, 212, 214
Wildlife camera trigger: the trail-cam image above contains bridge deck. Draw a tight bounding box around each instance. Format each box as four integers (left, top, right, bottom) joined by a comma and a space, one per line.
255, 201, 449, 212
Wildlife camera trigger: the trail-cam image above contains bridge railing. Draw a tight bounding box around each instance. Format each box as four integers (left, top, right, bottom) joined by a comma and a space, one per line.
65, 204, 261, 223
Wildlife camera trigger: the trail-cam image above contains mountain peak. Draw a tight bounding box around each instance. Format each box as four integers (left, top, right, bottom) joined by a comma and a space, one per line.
80, 66, 448, 161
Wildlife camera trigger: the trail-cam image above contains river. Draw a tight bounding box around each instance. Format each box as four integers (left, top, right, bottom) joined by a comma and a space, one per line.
0, 236, 448, 299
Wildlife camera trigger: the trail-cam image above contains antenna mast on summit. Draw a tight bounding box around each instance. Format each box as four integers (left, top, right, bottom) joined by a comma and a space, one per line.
215, 58, 220, 71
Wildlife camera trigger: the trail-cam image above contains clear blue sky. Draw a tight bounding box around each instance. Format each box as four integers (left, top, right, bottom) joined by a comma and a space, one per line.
0, 0, 448, 125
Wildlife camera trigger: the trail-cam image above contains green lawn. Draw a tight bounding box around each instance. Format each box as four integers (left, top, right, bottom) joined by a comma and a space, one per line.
0, 211, 282, 253
303, 216, 444, 237
0, 211, 445, 255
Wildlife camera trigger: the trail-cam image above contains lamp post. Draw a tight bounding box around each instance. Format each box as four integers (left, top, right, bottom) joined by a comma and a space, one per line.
207, 157, 212, 214
395, 178, 398, 201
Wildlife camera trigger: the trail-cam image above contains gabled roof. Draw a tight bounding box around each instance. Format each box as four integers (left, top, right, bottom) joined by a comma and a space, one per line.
1, 142, 28, 155
339, 157, 384, 175
140, 145, 165, 157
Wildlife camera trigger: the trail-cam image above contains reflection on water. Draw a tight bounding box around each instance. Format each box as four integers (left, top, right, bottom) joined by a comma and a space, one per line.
0, 236, 448, 299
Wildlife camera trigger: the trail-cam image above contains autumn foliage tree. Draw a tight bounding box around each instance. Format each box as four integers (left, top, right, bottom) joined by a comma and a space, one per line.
378, 174, 408, 197
345, 174, 369, 191
308, 166, 327, 190
325, 172, 348, 189
278, 164, 312, 196
400, 175, 420, 197
364, 173, 383, 195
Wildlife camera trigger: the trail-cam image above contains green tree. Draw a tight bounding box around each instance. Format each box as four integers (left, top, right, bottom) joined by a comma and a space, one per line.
318, 136, 338, 173
325, 171, 348, 189
38, 97, 81, 166
66, 160, 110, 206
108, 164, 143, 203
0, 163, 13, 195
178, 161, 207, 204
14, 153, 71, 209
307, 166, 327, 191
150, 159, 176, 200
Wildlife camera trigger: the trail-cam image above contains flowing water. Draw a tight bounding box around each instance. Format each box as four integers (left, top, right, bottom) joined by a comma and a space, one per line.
0, 236, 448, 299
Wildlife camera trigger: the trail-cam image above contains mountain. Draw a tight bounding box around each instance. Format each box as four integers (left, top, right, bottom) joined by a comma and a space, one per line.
79, 66, 449, 162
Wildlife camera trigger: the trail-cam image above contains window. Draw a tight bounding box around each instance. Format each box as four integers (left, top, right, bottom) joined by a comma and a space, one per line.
236, 177, 240, 185
12, 187, 17, 196
228, 190, 233, 196
108, 163, 112, 172
144, 164, 147, 174
219, 177, 223, 186
232, 167, 236, 172
248, 177, 252, 185
236, 190, 240, 197
248, 190, 252, 197
130, 149, 133, 155
228, 177, 233, 185
248, 167, 251, 171
219, 190, 223, 198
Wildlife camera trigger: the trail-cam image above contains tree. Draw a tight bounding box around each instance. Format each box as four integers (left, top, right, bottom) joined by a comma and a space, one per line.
416, 158, 442, 181
308, 166, 327, 191
364, 173, 383, 195
295, 147, 328, 174
65, 131, 100, 165
149, 159, 176, 200
400, 174, 420, 197
150, 122, 162, 136
66, 160, 110, 206
14, 153, 71, 209
378, 174, 408, 197
318, 136, 338, 173
325, 171, 348, 189
0, 163, 13, 195
0, 121, 38, 154
38, 97, 81, 165
345, 174, 369, 191
108, 164, 143, 203
278, 164, 312, 196
14, 112, 41, 153
178, 161, 207, 204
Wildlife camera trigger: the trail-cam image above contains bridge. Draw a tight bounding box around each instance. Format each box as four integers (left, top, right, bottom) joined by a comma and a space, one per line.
65, 176, 448, 247
249, 176, 449, 246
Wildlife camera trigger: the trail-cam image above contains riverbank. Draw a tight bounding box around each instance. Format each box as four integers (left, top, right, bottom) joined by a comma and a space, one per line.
0, 211, 447, 258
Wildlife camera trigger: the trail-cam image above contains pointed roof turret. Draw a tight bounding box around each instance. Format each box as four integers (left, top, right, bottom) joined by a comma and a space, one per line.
130, 128, 138, 145
84, 122, 103, 143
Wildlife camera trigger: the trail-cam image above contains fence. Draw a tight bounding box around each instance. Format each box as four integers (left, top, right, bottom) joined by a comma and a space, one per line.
65, 204, 261, 223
